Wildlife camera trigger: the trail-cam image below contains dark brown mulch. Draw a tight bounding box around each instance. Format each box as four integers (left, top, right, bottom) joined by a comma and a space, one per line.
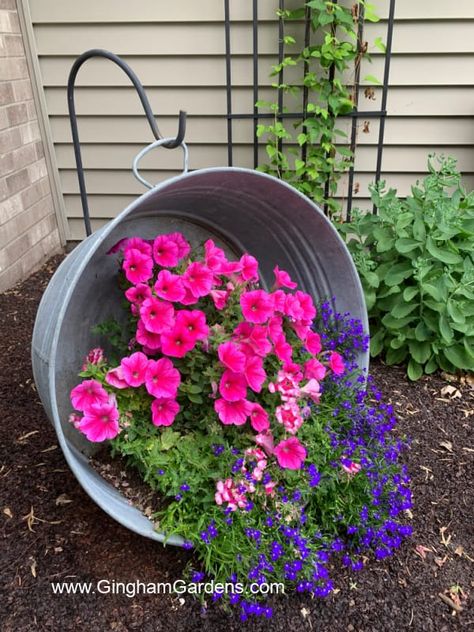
0, 255, 473, 632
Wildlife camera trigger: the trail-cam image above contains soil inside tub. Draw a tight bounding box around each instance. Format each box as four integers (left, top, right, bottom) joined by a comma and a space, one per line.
1, 253, 474, 632
89, 450, 165, 528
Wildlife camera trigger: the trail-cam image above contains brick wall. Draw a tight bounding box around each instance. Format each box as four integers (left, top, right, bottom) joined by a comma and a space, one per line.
0, 0, 63, 292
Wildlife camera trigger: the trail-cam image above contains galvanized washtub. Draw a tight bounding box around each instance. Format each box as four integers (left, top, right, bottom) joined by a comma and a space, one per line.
32, 164, 368, 545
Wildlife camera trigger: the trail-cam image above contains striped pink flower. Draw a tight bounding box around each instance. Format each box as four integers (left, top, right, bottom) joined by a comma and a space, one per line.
145, 358, 181, 399
214, 398, 249, 426
70, 379, 109, 412
122, 248, 153, 285
219, 370, 247, 402
240, 290, 274, 324
151, 398, 180, 427
274, 437, 306, 470
140, 297, 175, 334
78, 398, 120, 442
153, 234, 180, 267
120, 352, 148, 387
154, 270, 186, 302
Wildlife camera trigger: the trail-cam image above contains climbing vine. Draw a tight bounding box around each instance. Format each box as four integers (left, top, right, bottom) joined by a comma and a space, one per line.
257, 1, 382, 217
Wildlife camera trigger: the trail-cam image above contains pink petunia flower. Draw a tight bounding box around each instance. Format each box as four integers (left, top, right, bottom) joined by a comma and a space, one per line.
281, 361, 304, 383
220, 260, 242, 277
329, 351, 345, 375
295, 290, 316, 322
219, 370, 247, 402
300, 378, 321, 403
183, 262, 214, 298
270, 370, 300, 400
271, 290, 287, 313
145, 357, 181, 399
108, 237, 152, 256
246, 325, 272, 357
123, 248, 153, 285
153, 234, 180, 267
78, 398, 120, 442
179, 286, 199, 305
105, 366, 129, 389
151, 398, 180, 427
167, 232, 190, 260
218, 341, 246, 373
161, 325, 196, 358
120, 351, 148, 387
292, 321, 311, 341
70, 379, 109, 412
304, 358, 327, 381
264, 480, 277, 496
305, 331, 322, 355
240, 290, 274, 324
140, 297, 175, 334
275, 401, 303, 434
273, 265, 297, 289
341, 458, 362, 476
255, 431, 275, 456
284, 294, 303, 321
267, 315, 283, 343
273, 333, 293, 364
248, 402, 270, 432
233, 321, 252, 340
125, 283, 152, 305
123, 237, 153, 257
136, 319, 162, 350
210, 289, 229, 310
215, 478, 248, 511
175, 310, 209, 341
239, 254, 259, 282
273, 437, 307, 470
204, 239, 227, 272
214, 398, 249, 425
154, 270, 186, 302
244, 355, 266, 392
106, 237, 129, 255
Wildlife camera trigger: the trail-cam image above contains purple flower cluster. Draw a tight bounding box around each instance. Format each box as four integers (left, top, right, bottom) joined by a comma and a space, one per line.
316, 298, 370, 361
190, 302, 412, 621
200, 521, 218, 544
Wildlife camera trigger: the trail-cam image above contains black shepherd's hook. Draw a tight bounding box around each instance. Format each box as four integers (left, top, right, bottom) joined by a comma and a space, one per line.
67, 49, 187, 236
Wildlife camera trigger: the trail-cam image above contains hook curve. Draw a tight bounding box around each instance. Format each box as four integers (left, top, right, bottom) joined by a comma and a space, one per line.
67, 49, 187, 235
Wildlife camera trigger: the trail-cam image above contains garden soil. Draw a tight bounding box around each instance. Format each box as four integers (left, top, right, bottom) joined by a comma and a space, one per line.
0, 255, 473, 631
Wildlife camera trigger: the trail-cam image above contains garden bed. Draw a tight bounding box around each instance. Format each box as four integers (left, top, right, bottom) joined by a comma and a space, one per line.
0, 255, 473, 631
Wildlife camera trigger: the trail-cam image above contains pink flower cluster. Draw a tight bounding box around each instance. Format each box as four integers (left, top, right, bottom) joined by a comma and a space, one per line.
70, 231, 347, 479
215, 447, 276, 511
70, 379, 119, 442
254, 432, 307, 471
214, 478, 249, 512
341, 457, 362, 476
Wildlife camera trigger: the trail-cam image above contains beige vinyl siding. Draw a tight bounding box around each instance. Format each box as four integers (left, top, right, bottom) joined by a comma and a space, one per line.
27, 0, 474, 240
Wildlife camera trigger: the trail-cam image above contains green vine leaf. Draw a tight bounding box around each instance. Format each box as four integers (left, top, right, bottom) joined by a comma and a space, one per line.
373, 37, 386, 53
364, 3, 380, 23
257, 0, 375, 218
363, 74, 382, 86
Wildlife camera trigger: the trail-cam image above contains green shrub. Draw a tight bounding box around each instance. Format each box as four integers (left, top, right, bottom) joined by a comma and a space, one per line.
338, 155, 474, 379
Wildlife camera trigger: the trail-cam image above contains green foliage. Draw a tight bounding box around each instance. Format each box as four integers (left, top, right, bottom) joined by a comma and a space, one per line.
257, 1, 380, 216
81, 304, 409, 601
92, 318, 129, 360
338, 155, 474, 378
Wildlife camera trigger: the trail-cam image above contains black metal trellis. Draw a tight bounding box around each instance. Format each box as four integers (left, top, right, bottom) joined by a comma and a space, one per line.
223, 0, 396, 220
